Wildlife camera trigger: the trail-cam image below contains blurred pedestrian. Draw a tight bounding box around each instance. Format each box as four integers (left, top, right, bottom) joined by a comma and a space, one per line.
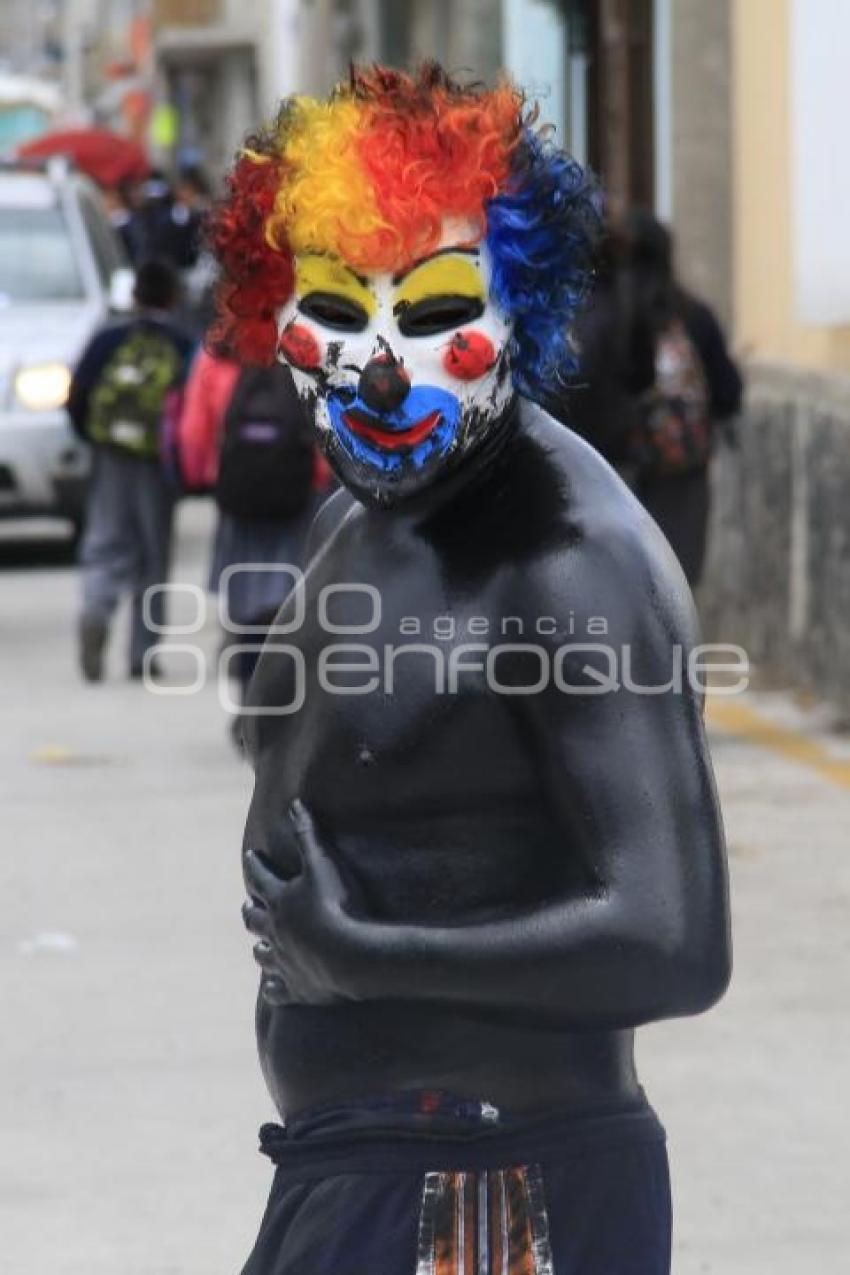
168, 165, 211, 269
132, 170, 176, 264
131, 166, 211, 270
102, 179, 146, 264
561, 211, 742, 586
178, 348, 334, 744
67, 260, 193, 682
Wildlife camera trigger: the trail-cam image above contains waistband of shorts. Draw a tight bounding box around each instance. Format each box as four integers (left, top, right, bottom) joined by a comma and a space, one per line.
257, 1093, 665, 1179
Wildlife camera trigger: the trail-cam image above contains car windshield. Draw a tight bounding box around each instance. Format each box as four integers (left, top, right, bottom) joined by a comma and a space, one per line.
0, 206, 85, 303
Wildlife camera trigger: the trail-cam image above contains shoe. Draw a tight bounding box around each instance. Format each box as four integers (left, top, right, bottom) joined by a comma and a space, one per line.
79, 615, 107, 683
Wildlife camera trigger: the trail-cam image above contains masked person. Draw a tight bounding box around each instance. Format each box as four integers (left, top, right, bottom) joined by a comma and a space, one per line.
208, 65, 731, 1275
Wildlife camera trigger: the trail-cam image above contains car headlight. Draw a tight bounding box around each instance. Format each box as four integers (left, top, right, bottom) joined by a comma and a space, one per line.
14, 362, 72, 412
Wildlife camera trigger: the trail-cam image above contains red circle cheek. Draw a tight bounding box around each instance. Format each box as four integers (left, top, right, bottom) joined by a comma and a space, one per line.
442, 330, 497, 381
278, 322, 322, 370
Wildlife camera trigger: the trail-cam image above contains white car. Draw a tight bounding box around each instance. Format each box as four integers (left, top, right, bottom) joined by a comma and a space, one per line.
0, 158, 133, 535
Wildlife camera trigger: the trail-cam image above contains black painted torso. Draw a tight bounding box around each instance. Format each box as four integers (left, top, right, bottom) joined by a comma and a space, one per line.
243, 402, 730, 1116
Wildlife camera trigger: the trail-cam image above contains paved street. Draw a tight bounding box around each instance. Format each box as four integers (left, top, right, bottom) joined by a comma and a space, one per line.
1, 501, 848, 1274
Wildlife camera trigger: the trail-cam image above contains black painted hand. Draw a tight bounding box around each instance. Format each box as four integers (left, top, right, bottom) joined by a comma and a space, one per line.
242, 800, 362, 1007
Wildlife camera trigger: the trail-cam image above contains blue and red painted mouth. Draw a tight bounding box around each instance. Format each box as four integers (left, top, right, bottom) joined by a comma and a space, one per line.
342, 407, 443, 450
328, 385, 461, 476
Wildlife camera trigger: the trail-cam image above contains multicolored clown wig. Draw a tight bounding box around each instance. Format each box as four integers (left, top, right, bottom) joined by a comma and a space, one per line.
209, 64, 599, 503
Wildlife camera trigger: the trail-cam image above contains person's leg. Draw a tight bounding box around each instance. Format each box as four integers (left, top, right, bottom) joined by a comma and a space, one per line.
237, 606, 279, 691
129, 464, 175, 676
228, 605, 279, 752
545, 1139, 672, 1274
638, 469, 710, 587
78, 450, 138, 681
241, 1167, 421, 1275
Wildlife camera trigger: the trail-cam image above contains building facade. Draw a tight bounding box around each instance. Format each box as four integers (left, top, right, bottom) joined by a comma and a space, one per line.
705, 0, 850, 715
140, 0, 733, 343
733, 0, 850, 371
294, 0, 736, 330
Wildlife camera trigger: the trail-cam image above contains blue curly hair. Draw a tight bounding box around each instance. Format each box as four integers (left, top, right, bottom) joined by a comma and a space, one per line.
486, 128, 602, 401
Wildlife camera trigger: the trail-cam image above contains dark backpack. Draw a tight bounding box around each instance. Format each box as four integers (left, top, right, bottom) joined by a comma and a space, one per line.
215, 364, 315, 520
86, 324, 183, 460
628, 319, 712, 478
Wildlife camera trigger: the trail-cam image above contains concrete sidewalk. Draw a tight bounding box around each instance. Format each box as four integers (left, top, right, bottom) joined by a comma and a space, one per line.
644, 689, 850, 1274
1, 502, 848, 1273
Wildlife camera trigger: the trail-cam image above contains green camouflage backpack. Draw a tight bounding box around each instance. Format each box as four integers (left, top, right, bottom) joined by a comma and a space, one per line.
86, 326, 183, 459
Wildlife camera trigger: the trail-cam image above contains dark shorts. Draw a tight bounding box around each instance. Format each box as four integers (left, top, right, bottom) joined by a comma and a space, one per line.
241, 1091, 671, 1274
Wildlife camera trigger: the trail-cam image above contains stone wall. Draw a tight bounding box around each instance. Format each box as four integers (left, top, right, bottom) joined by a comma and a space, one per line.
701, 363, 850, 716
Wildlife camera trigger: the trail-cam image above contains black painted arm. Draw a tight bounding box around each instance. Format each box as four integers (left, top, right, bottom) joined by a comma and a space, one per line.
351, 558, 729, 1026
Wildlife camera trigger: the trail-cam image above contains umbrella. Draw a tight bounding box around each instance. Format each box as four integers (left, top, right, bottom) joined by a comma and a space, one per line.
18, 128, 151, 188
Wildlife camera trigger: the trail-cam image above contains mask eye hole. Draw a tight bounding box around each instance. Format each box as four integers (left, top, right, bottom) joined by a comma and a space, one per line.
397, 295, 485, 338
298, 291, 369, 333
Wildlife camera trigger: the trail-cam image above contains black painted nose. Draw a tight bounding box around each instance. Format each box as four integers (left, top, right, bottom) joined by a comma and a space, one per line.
358, 353, 411, 414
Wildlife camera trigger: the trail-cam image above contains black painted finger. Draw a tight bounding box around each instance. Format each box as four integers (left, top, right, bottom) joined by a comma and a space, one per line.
288, 801, 319, 866
260, 974, 289, 1007
289, 798, 312, 834
243, 848, 286, 904
267, 814, 304, 876
242, 899, 272, 937
288, 802, 344, 898
252, 939, 279, 972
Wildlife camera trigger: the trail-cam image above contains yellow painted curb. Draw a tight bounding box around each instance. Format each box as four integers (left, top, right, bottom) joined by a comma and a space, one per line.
706, 699, 850, 791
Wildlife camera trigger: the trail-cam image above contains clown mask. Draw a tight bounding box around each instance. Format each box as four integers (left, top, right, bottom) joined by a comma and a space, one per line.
276, 224, 515, 506
209, 67, 599, 508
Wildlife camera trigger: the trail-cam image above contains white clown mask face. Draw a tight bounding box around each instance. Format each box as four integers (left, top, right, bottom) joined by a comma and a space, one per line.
275, 224, 515, 505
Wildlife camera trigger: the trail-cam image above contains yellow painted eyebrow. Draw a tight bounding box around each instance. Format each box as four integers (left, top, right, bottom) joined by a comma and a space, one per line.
394, 254, 486, 310
294, 254, 376, 317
